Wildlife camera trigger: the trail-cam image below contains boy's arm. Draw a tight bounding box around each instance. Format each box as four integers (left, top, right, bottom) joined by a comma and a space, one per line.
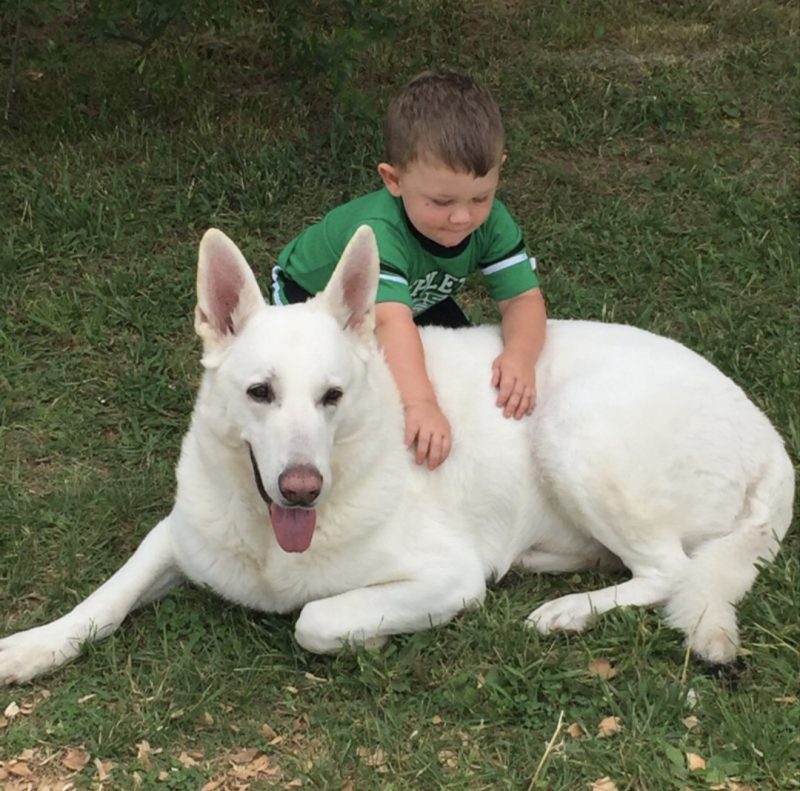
492, 287, 547, 419
375, 301, 452, 470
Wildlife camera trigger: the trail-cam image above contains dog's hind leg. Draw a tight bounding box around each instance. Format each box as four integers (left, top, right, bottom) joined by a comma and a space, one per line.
664, 480, 793, 664
526, 571, 675, 635
0, 518, 182, 684
657, 442, 794, 665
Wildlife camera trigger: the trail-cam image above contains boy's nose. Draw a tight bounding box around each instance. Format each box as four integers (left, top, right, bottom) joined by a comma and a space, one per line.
449, 205, 471, 225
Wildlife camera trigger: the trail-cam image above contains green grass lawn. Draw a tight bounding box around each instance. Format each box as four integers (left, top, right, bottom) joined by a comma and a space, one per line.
1, 1, 798, 788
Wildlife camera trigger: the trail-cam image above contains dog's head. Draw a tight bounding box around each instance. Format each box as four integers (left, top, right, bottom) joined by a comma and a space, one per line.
193, 226, 383, 553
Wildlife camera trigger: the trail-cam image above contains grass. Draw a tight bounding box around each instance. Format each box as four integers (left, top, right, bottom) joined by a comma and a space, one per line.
1, 0, 798, 788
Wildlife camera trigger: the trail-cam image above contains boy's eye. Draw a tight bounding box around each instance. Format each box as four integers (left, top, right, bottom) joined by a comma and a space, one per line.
472, 196, 489, 204
430, 198, 452, 207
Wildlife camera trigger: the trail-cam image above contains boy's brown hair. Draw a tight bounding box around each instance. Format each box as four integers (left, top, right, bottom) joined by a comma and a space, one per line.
383, 71, 505, 176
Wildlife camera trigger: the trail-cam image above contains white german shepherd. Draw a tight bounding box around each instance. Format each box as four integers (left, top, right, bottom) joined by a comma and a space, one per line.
0, 227, 793, 684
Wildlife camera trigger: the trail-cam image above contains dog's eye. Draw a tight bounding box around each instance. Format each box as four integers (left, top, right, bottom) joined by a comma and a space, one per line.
321, 387, 343, 407
247, 383, 275, 403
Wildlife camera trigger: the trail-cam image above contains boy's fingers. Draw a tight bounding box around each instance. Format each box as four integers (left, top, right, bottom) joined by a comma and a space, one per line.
512, 389, 528, 418
442, 436, 452, 463
405, 418, 421, 448
432, 429, 453, 468
507, 384, 536, 418
504, 391, 521, 417
415, 431, 431, 465
500, 376, 523, 415
515, 393, 531, 418
517, 388, 536, 418
427, 434, 445, 469
496, 373, 515, 406
494, 365, 537, 417
409, 422, 427, 464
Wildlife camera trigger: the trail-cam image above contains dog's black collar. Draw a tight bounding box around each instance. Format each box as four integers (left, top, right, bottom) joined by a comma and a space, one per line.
247, 444, 272, 506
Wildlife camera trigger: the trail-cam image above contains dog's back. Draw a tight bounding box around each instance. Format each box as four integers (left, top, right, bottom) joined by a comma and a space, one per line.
417, 318, 792, 662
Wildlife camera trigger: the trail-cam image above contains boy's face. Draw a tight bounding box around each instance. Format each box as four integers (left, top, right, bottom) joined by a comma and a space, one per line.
378, 158, 502, 248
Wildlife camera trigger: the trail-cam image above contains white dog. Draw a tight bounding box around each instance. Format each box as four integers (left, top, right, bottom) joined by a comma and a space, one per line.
0, 227, 793, 684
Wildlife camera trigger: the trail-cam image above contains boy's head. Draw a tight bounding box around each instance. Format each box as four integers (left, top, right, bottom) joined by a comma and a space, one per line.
382, 71, 505, 176
378, 71, 506, 248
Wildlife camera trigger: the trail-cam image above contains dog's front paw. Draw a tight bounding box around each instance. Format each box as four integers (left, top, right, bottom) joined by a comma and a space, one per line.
525, 593, 595, 634
294, 601, 389, 654
0, 625, 81, 685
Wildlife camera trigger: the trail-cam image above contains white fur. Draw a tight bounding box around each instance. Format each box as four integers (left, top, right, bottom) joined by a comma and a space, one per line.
0, 226, 794, 683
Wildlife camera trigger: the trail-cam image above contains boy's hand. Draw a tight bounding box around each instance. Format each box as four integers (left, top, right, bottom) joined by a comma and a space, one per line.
493, 288, 546, 420
404, 399, 452, 470
491, 348, 536, 419
375, 301, 453, 470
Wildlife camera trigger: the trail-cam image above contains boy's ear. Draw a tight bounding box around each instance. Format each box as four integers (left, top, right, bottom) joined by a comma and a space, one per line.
377, 162, 402, 197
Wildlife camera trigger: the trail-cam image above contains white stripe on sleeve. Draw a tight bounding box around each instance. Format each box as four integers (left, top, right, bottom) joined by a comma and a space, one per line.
482, 251, 529, 276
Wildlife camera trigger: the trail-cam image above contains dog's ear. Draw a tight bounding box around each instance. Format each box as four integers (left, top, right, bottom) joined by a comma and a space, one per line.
195, 229, 264, 366
319, 225, 379, 339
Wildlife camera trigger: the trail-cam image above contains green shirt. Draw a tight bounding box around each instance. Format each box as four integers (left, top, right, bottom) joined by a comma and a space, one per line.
274, 188, 539, 315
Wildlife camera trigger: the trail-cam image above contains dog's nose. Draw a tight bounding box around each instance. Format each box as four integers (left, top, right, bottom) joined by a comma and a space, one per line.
278, 465, 323, 506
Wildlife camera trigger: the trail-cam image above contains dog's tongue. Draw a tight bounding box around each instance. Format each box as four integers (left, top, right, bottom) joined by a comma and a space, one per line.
269, 504, 317, 553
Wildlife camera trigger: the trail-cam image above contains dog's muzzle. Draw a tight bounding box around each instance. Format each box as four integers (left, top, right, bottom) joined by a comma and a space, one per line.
247, 444, 322, 553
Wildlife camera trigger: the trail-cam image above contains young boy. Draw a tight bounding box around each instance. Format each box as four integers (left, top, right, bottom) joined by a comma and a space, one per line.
272, 71, 547, 470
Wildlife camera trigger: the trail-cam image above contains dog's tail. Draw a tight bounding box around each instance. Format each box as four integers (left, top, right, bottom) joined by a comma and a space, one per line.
664, 440, 795, 664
